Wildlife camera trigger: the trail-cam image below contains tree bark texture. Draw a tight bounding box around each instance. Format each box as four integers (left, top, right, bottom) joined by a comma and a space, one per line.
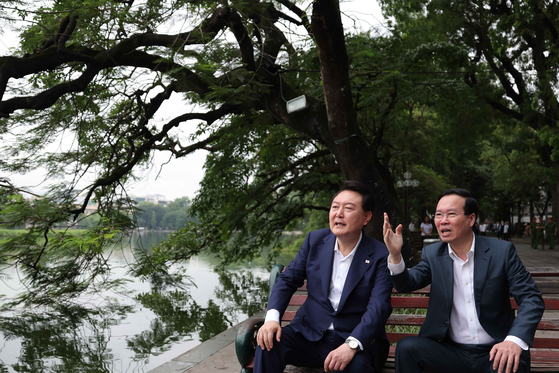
311, 0, 418, 263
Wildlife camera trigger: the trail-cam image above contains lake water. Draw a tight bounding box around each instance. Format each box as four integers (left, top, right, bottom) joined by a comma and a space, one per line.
0, 231, 277, 372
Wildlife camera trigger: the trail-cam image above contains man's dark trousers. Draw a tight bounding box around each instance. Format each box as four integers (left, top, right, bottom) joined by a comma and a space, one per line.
254, 326, 382, 373
395, 336, 530, 373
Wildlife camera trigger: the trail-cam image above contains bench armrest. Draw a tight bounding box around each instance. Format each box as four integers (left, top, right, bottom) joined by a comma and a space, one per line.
235, 317, 265, 368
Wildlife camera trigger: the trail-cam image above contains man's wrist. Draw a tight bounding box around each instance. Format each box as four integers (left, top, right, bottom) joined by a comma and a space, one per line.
504, 335, 529, 350
264, 309, 281, 324
345, 337, 363, 351
387, 255, 405, 275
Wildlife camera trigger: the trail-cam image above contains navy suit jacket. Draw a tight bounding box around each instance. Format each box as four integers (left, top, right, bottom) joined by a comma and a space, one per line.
268, 228, 393, 350
391, 235, 544, 346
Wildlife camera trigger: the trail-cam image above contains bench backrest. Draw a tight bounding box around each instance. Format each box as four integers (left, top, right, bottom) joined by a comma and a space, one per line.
279, 267, 559, 350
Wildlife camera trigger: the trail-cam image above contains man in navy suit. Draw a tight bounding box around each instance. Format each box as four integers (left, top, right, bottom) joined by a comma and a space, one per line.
254, 181, 393, 373
383, 188, 544, 373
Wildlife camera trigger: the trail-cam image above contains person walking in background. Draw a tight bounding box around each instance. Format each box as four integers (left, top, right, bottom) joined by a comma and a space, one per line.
420, 216, 433, 237
503, 221, 510, 241
546, 217, 557, 250
536, 217, 546, 250
528, 217, 538, 249
497, 222, 503, 240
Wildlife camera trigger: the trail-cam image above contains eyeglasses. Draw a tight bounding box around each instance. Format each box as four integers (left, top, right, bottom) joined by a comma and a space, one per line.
434, 212, 467, 221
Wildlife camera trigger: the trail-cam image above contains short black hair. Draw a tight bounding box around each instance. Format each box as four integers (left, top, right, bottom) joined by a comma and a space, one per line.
333, 180, 375, 213
437, 188, 479, 231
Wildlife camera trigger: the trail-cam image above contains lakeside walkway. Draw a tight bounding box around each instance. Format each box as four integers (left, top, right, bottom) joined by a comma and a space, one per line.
148, 235, 559, 373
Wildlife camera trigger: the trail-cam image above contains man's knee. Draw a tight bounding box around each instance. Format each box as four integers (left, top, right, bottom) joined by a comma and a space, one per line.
395, 336, 421, 357
342, 351, 375, 373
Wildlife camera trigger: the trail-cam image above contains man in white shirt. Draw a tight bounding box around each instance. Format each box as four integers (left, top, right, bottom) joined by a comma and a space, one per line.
254, 181, 393, 373
383, 188, 544, 373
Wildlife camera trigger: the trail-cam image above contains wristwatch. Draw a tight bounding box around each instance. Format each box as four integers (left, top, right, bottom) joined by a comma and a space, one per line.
345, 338, 359, 350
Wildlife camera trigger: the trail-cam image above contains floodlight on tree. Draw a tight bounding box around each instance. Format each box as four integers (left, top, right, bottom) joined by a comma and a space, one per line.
286, 95, 308, 114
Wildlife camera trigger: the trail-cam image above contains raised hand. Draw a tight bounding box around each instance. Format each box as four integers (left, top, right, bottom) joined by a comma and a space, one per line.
383, 212, 404, 264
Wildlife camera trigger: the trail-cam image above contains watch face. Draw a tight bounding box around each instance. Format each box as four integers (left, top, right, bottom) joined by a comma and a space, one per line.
347, 340, 359, 349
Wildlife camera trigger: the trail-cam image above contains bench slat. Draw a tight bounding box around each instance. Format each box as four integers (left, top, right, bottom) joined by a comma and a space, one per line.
527, 267, 559, 277
533, 338, 559, 349
538, 318, 559, 330
289, 296, 559, 310
512, 298, 559, 310
391, 296, 429, 308
282, 313, 558, 333
536, 281, 559, 294
386, 314, 425, 326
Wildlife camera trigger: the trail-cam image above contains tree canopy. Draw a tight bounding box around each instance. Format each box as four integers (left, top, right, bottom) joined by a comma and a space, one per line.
380, 0, 559, 219
0, 0, 556, 304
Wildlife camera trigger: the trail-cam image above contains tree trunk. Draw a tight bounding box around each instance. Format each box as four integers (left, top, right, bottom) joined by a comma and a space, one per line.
310, 0, 419, 264
552, 181, 559, 222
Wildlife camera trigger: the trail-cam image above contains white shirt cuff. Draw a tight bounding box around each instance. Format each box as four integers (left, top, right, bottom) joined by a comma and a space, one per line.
347, 336, 363, 351
387, 255, 405, 275
505, 335, 529, 350
265, 309, 281, 324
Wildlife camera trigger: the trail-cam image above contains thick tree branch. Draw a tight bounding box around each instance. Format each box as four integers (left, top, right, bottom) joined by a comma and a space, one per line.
0, 6, 251, 117
275, 0, 313, 37
69, 103, 243, 217
153, 104, 245, 157
473, 24, 524, 106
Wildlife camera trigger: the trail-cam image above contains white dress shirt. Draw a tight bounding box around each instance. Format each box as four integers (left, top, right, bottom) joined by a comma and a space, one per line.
387, 235, 528, 349
265, 232, 364, 349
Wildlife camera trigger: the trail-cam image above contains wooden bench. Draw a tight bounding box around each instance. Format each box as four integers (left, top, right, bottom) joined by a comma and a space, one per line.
236, 266, 559, 373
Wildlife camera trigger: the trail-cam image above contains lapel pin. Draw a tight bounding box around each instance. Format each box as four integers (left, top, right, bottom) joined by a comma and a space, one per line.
365, 260, 370, 264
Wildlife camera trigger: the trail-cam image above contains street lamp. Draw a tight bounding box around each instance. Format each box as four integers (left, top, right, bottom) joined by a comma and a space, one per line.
397, 172, 419, 225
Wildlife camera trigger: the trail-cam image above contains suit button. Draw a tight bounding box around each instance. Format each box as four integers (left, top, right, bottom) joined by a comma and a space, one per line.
321, 329, 325, 334
444, 321, 448, 327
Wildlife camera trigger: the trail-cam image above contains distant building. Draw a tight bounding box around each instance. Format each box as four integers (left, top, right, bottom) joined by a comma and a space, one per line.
84, 201, 98, 215
132, 194, 169, 206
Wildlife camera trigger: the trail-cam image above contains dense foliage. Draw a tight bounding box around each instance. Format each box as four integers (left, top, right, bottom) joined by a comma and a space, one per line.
379, 0, 559, 220
0, 0, 556, 305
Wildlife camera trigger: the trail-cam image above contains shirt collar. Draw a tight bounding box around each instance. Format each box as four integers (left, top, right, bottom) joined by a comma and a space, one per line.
448, 233, 476, 262
334, 231, 363, 258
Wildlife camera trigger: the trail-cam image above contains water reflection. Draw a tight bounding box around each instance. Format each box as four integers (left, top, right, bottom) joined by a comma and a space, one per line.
0, 302, 133, 373
214, 269, 271, 320
128, 268, 269, 359
0, 232, 271, 373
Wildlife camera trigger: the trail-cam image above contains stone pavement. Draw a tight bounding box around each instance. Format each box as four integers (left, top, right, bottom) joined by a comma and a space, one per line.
148, 235, 559, 373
